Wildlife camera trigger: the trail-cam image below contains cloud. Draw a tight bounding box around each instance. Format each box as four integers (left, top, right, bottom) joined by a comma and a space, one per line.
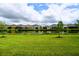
42, 3, 79, 24
0, 3, 79, 25
0, 3, 42, 24
42, 16, 57, 23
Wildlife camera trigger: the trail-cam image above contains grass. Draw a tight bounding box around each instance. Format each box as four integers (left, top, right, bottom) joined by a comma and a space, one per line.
0, 34, 79, 56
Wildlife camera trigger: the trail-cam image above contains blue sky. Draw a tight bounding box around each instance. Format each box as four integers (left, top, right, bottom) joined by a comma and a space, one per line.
27, 3, 49, 13
0, 3, 79, 25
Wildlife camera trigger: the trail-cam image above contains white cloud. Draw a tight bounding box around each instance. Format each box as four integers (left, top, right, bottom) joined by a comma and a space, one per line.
0, 3, 79, 25
0, 3, 43, 25
0, 0, 79, 3
42, 3, 79, 24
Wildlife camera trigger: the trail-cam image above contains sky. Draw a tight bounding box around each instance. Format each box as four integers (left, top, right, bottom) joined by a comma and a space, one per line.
0, 3, 79, 25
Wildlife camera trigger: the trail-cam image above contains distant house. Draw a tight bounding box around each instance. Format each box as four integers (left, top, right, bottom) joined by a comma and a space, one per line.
0, 24, 79, 34
63, 24, 79, 33
32, 24, 40, 30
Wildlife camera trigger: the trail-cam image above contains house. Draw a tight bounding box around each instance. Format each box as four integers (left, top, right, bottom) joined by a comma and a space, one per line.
0, 23, 79, 34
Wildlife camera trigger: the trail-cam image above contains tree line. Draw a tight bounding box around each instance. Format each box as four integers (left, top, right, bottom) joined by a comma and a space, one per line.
0, 20, 79, 34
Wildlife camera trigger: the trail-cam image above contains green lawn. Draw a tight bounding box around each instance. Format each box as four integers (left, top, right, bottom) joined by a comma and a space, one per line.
0, 34, 79, 56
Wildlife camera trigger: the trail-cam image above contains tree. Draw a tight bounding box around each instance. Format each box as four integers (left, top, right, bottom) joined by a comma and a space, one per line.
0, 21, 6, 38
75, 20, 79, 27
75, 20, 79, 33
0, 21, 6, 32
56, 21, 64, 38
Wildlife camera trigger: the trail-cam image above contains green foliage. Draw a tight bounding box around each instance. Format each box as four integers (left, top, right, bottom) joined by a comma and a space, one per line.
75, 20, 79, 27
0, 21, 5, 29
0, 21, 6, 34
56, 21, 64, 37
56, 21, 64, 32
